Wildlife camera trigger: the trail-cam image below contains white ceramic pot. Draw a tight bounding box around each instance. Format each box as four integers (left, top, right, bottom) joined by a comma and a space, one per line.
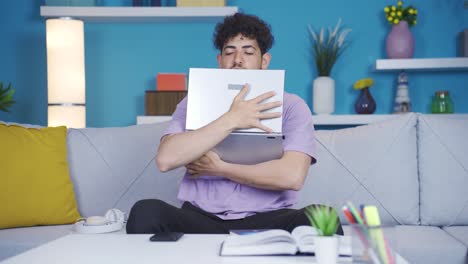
314, 236, 339, 264
313, 76, 335, 115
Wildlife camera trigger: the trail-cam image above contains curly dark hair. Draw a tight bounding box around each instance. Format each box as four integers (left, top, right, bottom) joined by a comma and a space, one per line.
213, 13, 274, 55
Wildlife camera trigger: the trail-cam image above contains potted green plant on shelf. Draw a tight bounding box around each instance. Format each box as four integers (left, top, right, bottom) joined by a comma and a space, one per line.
308, 18, 351, 115
305, 204, 340, 264
0, 82, 15, 113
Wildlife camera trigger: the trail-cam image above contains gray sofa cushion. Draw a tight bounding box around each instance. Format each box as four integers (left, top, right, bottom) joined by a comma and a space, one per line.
418, 114, 468, 226
396, 225, 467, 264
296, 113, 419, 225
443, 226, 468, 247
67, 122, 185, 218
0, 225, 72, 261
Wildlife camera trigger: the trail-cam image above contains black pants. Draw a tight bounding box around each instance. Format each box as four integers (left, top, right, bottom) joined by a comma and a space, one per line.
126, 199, 343, 235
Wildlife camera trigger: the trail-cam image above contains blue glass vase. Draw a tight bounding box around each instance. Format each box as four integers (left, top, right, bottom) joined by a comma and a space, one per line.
354, 88, 376, 114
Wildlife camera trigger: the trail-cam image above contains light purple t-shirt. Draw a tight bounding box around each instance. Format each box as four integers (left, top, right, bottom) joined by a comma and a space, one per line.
162, 92, 316, 220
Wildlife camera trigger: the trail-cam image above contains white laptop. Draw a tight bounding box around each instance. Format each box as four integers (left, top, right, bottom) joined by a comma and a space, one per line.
186, 68, 285, 165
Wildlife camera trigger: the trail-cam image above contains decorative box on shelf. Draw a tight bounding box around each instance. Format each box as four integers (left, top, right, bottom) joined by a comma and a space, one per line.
156, 73, 186, 91
145, 91, 186, 115
45, 0, 96, 6
132, 0, 161, 6
459, 29, 468, 57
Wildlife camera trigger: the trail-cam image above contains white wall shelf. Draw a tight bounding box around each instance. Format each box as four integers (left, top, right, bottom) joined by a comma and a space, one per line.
40, 6, 239, 22
375, 57, 468, 71
311, 114, 398, 125
137, 114, 400, 126
137, 115, 172, 125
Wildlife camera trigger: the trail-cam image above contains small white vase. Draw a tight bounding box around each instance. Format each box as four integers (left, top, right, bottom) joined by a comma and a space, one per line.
313, 76, 335, 115
314, 236, 339, 264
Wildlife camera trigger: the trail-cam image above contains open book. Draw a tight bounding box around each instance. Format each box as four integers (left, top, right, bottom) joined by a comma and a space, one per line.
220, 225, 351, 256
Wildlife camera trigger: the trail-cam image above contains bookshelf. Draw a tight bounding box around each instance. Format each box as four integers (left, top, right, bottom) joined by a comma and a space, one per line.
375, 58, 468, 71
40, 6, 239, 22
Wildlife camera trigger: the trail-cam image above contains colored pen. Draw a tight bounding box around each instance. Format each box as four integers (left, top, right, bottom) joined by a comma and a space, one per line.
343, 206, 370, 249
363, 206, 391, 264
360, 204, 367, 224
342, 206, 356, 224
346, 201, 365, 225
363, 206, 394, 264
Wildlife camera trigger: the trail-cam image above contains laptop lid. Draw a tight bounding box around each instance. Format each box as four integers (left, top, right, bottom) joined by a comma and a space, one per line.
186, 68, 284, 134
185, 68, 285, 165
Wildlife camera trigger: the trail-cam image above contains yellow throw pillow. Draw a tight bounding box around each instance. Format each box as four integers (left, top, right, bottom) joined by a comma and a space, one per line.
0, 124, 81, 229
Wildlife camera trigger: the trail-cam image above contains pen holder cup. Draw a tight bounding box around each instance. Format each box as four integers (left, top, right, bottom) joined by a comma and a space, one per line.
351, 224, 397, 264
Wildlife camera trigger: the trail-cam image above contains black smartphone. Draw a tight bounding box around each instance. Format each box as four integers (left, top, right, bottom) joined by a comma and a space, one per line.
149, 232, 184, 242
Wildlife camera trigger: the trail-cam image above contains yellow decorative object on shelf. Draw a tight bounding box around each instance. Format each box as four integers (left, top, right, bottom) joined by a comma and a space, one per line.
383, 0, 418, 27
353, 78, 374, 90
176, 0, 225, 7
353, 78, 377, 114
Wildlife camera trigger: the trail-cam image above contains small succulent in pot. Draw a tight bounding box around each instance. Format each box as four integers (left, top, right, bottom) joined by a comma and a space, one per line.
304, 204, 339, 236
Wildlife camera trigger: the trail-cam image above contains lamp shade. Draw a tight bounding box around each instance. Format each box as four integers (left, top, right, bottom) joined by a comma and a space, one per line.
46, 18, 86, 128
48, 105, 85, 128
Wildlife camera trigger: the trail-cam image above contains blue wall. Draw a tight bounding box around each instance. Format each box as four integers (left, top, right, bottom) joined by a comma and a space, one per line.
0, 0, 467, 127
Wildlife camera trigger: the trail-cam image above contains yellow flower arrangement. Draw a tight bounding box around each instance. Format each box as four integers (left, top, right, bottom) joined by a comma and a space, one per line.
384, 1, 418, 26
353, 78, 374, 90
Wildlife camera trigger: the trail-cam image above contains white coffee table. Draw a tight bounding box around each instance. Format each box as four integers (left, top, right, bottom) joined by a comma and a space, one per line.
2, 233, 408, 264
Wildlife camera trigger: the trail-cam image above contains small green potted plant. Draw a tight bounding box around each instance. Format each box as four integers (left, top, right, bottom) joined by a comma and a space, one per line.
305, 205, 340, 264
0, 82, 16, 113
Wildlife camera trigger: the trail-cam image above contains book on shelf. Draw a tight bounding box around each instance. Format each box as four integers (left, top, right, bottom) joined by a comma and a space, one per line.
219, 225, 352, 256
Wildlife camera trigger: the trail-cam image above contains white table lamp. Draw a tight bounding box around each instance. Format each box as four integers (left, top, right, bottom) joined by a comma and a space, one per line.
46, 17, 86, 128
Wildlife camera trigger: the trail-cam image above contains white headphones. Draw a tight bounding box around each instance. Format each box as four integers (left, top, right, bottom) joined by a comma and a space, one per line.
74, 209, 125, 234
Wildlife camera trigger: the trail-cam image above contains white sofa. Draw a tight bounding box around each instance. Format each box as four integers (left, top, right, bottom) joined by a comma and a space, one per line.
1, 113, 467, 263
